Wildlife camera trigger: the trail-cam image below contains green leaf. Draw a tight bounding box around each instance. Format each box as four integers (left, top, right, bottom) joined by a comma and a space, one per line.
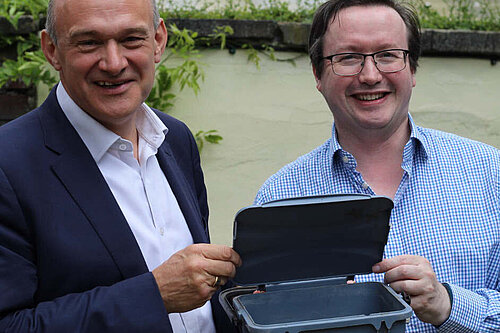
205, 134, 223, 144
194, 129, 223, 152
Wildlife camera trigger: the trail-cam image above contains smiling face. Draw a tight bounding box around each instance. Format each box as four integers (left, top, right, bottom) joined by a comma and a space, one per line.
41, 0, 167, 134
315, 5, 416, 141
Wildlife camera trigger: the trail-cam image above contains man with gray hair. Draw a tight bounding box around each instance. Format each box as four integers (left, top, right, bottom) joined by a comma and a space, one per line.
0, 0, 240, 332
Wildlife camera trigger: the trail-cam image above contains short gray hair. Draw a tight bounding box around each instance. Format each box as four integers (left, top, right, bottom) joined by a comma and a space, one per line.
46, 0, 160, 44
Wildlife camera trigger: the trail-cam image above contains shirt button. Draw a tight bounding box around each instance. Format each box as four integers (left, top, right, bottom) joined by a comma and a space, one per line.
159, 227, 165, 236
119, 144, 127, 151
342, 156, 349, 163
362, 182, 369, 190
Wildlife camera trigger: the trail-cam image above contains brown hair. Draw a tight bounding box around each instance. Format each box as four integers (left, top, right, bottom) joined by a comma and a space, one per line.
309, 0, 421, 78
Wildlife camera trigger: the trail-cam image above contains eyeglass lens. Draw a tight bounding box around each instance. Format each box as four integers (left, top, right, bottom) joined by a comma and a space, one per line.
331, 50, 407, 76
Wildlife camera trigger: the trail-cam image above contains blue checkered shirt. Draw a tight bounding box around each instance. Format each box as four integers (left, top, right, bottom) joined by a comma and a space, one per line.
255, 115, 500, 332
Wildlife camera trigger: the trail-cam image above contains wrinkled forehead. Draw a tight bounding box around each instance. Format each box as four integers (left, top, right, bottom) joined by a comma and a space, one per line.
53, 0, 155, 36
53, 0, 154, 22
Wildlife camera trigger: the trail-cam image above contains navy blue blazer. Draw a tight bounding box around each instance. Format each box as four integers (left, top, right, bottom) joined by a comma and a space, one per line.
0, 87, 233, 332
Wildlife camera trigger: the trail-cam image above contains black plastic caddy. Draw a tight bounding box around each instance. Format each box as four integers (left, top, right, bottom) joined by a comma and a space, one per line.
220, 194, 413, 333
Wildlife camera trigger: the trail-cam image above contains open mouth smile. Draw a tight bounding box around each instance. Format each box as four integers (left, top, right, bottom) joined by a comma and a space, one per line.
353, 92, 388, 101
95, 81, 131, 89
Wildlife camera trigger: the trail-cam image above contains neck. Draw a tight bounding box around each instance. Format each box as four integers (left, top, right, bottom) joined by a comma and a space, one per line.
102, 116, 140, 161
336, 118, 410, 161
336, 119, 411, 199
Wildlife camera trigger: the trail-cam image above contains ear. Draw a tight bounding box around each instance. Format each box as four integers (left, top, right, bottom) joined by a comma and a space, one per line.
411, 69, 416, 88
154, 19, 168, 63
41, 30, 62, 71
312, 65, 322, 91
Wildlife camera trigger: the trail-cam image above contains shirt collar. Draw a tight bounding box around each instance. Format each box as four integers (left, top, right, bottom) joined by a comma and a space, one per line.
136, 103, 168, 151
408, 114, 429, 160
56, 82, 168, 163
328, 114, 429, 162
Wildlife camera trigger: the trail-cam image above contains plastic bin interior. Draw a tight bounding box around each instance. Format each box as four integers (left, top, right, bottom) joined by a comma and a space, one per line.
234, 283, 402, 325
232, 194, 394, 285
232, 282, 409, 332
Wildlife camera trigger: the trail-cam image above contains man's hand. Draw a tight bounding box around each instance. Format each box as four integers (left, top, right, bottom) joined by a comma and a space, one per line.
152, 244, 241, 313
372, 255, 451, 326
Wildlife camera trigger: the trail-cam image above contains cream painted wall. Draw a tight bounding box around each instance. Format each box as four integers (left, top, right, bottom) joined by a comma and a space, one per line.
36, 47, 499, 246
167, 49, 500, 245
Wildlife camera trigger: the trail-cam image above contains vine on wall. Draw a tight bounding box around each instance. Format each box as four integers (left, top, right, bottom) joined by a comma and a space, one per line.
162, 0, 500, 30
1, 0, 499, 147
0, 1, 228, 151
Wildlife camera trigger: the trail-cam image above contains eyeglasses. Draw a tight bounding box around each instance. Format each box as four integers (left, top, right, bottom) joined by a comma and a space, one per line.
321, 49, 409, 76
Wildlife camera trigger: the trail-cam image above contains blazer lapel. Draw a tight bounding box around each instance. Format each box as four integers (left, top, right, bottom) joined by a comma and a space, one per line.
39, 89, 148, 279
156, 143, 208, 244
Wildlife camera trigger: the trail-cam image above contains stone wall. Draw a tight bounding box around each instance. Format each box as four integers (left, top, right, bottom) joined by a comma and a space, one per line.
168, 18, 500, 60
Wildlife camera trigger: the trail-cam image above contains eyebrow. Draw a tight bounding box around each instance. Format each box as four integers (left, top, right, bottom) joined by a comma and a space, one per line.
331, 43, 402, 54
69, 27, 150, 41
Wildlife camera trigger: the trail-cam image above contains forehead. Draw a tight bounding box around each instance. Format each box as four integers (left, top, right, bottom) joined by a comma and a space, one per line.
54, 0, 153, 37
324, 5, 408, 53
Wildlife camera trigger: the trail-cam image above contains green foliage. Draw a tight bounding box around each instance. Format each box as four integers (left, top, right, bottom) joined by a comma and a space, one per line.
160, 0, 321, 23
161, 0, 500, 31
0, 0, 228, 151
0, 49, 57, 88
0, 0, 47, 27
1, 0, 498, 150
410, 0, 500, 31
241, 43, 299, 69
146, 24, 205, 111
194, 130, 223, 152
145, 24, 234, 150
0, 1, 54, 87
0, 29, 57, 88
146, 61, 177, 111
0, 2, 24, 28
242, 43, 262, 69
207, 26, 234, 50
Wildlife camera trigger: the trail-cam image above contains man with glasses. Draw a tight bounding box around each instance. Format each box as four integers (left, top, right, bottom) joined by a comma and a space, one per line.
0, 0, 240, 332
255, 0, 500, 331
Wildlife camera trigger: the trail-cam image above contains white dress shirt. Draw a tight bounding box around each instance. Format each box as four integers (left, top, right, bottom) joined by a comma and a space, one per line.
57, 83, 215, 333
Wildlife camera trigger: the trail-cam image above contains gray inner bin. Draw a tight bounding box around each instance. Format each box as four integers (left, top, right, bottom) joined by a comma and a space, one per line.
234, 282, 404, 326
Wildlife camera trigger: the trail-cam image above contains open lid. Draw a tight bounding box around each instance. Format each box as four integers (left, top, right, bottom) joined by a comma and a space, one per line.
232, 194, 394, 286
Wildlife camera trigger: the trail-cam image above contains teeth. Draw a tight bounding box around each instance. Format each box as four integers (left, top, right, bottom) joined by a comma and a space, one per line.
96, 81, 125, 87
356, 93, 384, 101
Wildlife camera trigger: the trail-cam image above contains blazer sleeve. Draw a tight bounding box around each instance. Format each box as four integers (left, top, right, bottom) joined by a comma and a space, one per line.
0, 167, 172, 333
185, 123, 209, 232
157, 111, 210, 237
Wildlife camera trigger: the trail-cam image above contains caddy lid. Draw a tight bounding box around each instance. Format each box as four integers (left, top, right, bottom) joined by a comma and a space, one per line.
232, 194, 393, 286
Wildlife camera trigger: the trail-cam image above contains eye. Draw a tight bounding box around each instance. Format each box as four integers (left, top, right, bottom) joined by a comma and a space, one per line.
80, 40, 96, 45
76, 40, 100, 51
379, 51, 399, 59
122, 36, 146, 47
333, 54, 362, 65
338, 54, 356, 61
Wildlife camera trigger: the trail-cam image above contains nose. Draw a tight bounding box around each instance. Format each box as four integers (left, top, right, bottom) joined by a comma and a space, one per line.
358, 56, 382, 85
99, 41, 127, 75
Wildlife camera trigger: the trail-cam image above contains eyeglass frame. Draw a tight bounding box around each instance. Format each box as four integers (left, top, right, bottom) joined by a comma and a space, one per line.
321, 48, 410, 77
